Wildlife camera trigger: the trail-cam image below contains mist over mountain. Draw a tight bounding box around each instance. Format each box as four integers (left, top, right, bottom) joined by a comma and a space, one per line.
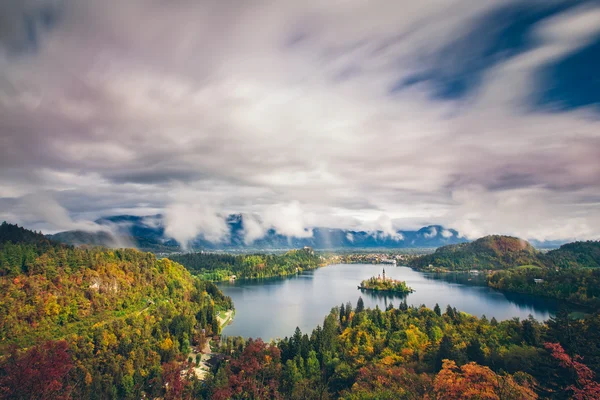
48, 214, 471, 251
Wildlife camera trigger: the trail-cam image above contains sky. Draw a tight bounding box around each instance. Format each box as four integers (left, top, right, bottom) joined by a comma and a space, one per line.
0, 0, 599, 245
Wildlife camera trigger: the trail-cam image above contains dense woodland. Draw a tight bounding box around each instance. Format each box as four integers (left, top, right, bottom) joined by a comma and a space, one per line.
488, 266, 600, 308
409, 235, 600, 307
0, 222, 232, 399
203, 299, 600, 399
545, 241, 600, 269
169, 248, 323, 281
409, 236, 600, 272
408, 235, 542, 271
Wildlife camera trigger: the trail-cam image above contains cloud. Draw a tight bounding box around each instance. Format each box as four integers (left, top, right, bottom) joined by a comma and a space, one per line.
441, 229, 454, 238
163, 203, 229, 249
366, 214, 404, 241
424, 227, 438, 239
260, 202, 314, 239
0, 0, 599, 242
242, 213, 267, 245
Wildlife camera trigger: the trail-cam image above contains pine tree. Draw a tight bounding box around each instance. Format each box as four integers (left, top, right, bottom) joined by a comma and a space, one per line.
466, 338, 485, 365
356, 297, 365, 313
436, 335, 454, 371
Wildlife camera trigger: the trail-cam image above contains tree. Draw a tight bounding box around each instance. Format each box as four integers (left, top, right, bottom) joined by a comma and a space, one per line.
433, 360, 537, 399
342, 364, 432, 399
445, 305, 456, 320
283, 359, 302, 394
545, 342, 600, 400
305, 350, 320, 379
522, 317, 540, 346
0, 340, 74, 400
356, 297, 365, 313
466, 338, 485, 365
434, 303, 441, 316
162, 361, 190, 400
436, 335, 453, 371
212, 339, 283, 400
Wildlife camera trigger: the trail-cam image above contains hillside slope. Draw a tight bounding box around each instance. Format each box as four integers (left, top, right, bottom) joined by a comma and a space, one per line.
0, 222, 232, 399
545, 241, 600, 268
408, 235, 543, 271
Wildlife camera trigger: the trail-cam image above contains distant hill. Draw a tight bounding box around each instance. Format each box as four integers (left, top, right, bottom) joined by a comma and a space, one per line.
49, 214, 468, 251
544, 240, 600, 268
408, 235, 543, 271
47, 215, 180, 252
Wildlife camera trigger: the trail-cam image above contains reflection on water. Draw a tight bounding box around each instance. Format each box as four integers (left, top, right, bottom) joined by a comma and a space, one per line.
218, 264, 577, 339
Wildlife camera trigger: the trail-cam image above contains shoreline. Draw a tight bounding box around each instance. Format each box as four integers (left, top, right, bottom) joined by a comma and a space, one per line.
189, 308, 235, 380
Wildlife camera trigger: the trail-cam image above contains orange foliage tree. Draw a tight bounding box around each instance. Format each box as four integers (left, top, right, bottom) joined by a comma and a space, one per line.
433, 360, 537, 400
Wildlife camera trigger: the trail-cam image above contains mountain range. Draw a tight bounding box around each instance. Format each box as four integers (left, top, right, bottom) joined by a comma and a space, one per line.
48, 214, 470, 252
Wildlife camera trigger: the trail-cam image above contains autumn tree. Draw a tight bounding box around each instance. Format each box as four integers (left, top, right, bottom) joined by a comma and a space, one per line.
545, 342, 600, 400
0, 340, 73, 400
342, 364, 432, 399
433, 360, 537, 400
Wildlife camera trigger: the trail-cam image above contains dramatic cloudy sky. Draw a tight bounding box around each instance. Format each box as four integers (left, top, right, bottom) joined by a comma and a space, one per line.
1, 0, 599, 243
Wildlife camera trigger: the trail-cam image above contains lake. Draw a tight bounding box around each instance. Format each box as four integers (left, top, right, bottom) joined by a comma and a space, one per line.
218, 264, 568, 340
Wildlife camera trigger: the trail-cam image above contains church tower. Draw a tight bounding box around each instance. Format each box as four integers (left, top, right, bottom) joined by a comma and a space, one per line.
383, 268, 386, 281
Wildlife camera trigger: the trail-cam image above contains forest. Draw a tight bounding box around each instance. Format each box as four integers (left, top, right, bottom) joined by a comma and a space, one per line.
408, 235, 600, 308
3, 221, 600, 399
488, 266, 600, 308
408, 236, 600, 272
0, 222, 232, 399
407, 235, 543, 271
168, 248, 324, 281
202, 299, 600, 399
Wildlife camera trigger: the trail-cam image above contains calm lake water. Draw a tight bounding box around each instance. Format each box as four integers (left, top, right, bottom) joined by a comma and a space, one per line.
218, 264, 568, 340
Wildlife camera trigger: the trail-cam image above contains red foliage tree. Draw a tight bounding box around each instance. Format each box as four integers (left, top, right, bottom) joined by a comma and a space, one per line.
0, 340, 73, 400
545, 342, 600, 400
212, 339, 283, 400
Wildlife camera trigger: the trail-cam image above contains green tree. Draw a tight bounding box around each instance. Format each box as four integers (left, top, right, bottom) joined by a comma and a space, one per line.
356, 297, 365, 313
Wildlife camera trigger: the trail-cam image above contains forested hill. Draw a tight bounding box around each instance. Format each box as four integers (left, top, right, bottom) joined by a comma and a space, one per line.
0, 222, 232, 399
545, 240, 600, 269
408, 235, 600, 271
0, 221, 62, 248
169, 248, 323, 281
408, 235, 542, 271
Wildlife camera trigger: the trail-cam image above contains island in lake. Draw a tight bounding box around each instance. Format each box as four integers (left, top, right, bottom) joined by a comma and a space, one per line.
358, 268, 414, 294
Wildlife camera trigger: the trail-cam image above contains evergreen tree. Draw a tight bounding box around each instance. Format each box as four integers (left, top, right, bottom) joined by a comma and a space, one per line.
434, 303, 441, 316
466, 338, 485, 365
356, 296, 365, 313
436, 335, 454, 371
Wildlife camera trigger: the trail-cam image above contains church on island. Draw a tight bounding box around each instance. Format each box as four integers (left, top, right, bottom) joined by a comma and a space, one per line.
377, 268, 388, 281
358, 268, 414, 294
